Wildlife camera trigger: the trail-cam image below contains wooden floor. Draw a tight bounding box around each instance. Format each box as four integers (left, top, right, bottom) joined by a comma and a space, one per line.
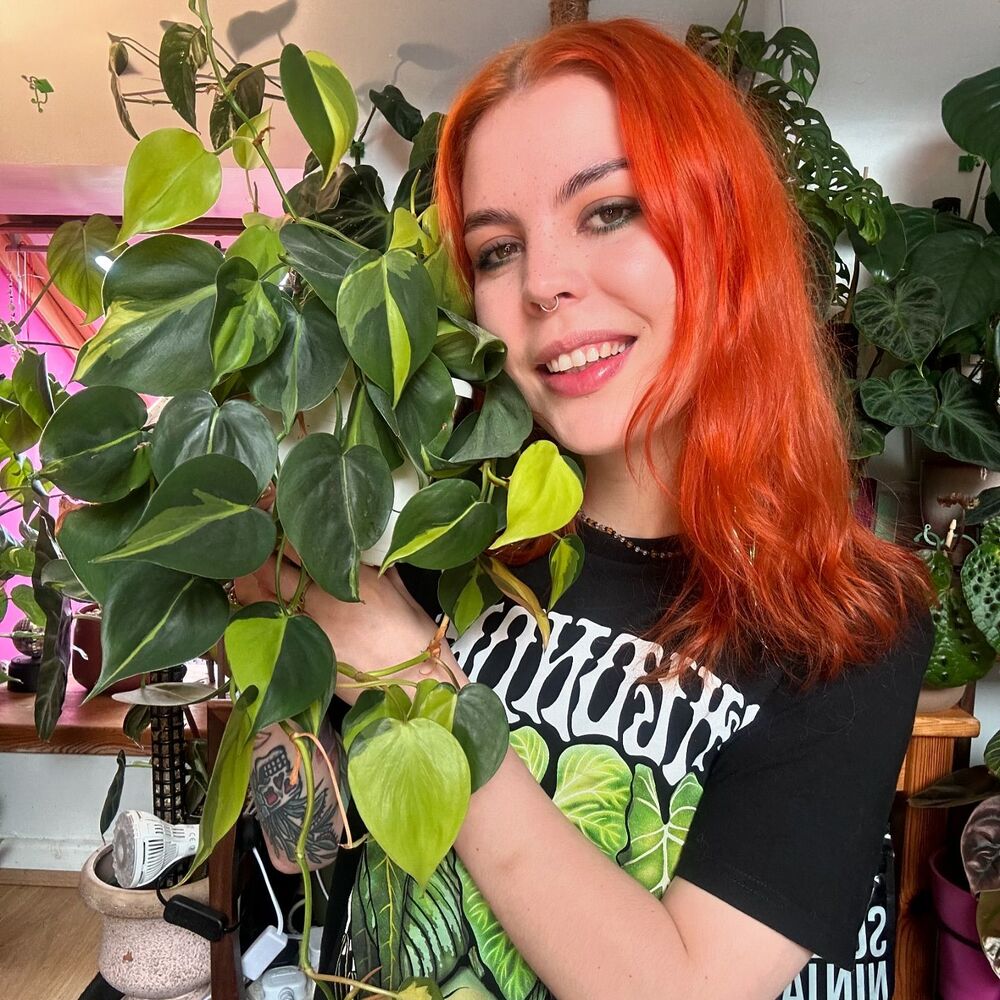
0, 883, 103, 1000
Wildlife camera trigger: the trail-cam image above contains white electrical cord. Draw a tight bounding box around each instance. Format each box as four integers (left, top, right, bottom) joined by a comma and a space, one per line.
253, 846, 284, 936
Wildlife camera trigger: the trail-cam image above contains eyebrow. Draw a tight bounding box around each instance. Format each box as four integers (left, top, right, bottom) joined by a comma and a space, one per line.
462, 157, 630, 236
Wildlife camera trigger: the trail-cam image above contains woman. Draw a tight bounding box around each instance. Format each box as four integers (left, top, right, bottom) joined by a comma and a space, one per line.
244, 18, 935, 1000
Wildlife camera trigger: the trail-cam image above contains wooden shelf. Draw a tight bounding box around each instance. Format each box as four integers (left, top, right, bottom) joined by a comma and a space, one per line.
0, 679, 209, 755
911, 705, 980, 739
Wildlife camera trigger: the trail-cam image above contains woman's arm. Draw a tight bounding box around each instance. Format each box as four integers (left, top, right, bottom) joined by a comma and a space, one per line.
249, 719, 345, 876
455, 745, 812, 1000
240, 556, 810, 996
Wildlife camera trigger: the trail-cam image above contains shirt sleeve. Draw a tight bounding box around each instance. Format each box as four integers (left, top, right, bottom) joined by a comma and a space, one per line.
672, 604, 934, 967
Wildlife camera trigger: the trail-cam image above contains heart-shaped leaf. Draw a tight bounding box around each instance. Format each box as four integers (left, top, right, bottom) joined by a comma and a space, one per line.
150, 391, 277, 495
923, 583, 997, 688
72, 234, 221, 395
209, 257, 283, 379
278, 223, 364, 313
246, 294, 348, 435
209, 62, 265, 149
91, 563, 229, 694
13, 349, 55, 430
369, 84, 424, 141
337, 248, 438, 405
853, 276, 944, 366
95, 453, 275, 579
280, 45, 358, 188
452, 683, 509, 793
277, 434, 393, 601
117, 129, 222, 244
908, 229, 1000, 337
858, 368, 938, 428
438, 561, 501, 636
490, 442, 583, 549
366, 352, 455, 470
47, 215, 121, 323
942, 67, 1000, 167
225, 602, 335, 738
56, 492, 148, 603
408, 679, 457, 730
158, 22, 207, 130
348, 716, 470, 887
382, 479, 498, 572
916, 369, 1000, 468
437, 372, 532, 467
39, 386, 150, 503
317, 164, 392, 251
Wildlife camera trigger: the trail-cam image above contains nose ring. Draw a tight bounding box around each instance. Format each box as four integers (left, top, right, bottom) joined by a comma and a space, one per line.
537, 297, 559, 313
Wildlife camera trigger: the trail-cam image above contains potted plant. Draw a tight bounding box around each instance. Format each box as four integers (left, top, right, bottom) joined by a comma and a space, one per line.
0, 3, 587, 997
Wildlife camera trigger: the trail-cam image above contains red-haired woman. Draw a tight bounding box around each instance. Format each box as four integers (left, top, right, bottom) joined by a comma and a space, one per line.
244, 17, 936, 1000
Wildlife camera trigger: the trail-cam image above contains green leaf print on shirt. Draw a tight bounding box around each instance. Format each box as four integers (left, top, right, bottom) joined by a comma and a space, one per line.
618, 767, 703, 899
509, 726, 549, 782
458, 858, 540, 1000
352, 839, 469, 990
551, 744, 632, 856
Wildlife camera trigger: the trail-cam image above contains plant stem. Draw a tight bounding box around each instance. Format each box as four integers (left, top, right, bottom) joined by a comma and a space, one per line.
968, 161, 989, 223
842, 252, 861, 327
15, 340, 79, 351
863, 347, 885, 381
12, 274, 55, 335
274, 533, 288, 610
288, 564, 310, 613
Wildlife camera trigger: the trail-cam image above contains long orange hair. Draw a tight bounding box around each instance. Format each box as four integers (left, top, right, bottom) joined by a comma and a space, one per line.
432, 17, 934, 687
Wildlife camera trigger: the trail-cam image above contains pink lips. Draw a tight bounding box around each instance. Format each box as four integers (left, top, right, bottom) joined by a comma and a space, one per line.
539, 341, 634, 397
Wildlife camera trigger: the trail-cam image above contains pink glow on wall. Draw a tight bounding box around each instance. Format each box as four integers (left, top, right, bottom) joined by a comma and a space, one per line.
0, 262, 82, 663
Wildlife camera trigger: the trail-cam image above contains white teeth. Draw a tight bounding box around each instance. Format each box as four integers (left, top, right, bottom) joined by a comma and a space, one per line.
545, 340, 631, 373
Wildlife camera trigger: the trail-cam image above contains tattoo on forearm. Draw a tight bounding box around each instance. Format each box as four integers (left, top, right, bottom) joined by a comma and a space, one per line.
251, 745, 341, 867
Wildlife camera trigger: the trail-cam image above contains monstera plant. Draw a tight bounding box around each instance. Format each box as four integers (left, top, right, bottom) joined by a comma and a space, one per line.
1, 3, 587, 996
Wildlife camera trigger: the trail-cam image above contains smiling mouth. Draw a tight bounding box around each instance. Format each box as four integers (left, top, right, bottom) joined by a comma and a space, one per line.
538, 337, 636, 375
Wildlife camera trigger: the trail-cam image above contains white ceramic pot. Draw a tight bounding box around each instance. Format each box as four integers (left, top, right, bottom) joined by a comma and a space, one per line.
916, 683, 967, 714
79, 845, 212, 1000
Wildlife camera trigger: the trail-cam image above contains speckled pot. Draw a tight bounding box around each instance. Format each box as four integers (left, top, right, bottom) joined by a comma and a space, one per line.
79, 845, 212, 1000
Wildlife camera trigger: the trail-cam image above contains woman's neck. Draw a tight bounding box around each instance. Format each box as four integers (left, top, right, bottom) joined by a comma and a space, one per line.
581, 437, 681, 539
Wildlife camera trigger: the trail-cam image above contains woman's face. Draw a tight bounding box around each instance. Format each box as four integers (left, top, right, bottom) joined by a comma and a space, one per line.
461, 71, 678, 461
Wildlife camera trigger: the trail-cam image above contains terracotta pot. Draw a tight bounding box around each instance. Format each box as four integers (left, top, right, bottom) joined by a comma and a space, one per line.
79, 845, 211, 1000
70, 605, 142, 695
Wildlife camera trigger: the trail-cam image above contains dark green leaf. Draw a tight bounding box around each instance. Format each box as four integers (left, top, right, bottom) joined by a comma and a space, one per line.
548, 534, 585, 609
159, 22, 207, 129
408, 113, 444, 171
942, 67, 1000, 167
452, 683, 509, 793
383, 479, 498, 572
246, 292, 348, 435
434, 310, 507, 382
438, 561, 501, 636
32, 516, 71, 741
909, 765, 1000, 808
72, 234, 220, 395
277, 435, 393, 601
150, 391, 277, 495
317, 164, 392, 250
209, 257, 283, 379
370, 84, 424, 141
854, 277, 944, 366
123, 703, 152, 744
916, 369, 1000, 468
92, 564, 229, 694
847, 202, 907, 282
438, 372, 532, 467
209, 62, 266, 149
969, 487, 1000, 526
858, 368, 938, 427
39, 386, 150, 503
278, 223, 364, 313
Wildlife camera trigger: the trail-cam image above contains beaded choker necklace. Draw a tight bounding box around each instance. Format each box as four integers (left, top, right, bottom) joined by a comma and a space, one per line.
575, 511, 680, 560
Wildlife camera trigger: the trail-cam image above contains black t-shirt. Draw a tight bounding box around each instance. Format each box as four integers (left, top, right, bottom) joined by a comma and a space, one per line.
325, 521, 932, 1000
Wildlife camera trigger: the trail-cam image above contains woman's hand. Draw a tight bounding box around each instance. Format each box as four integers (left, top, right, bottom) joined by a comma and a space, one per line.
232, 550, 468, 707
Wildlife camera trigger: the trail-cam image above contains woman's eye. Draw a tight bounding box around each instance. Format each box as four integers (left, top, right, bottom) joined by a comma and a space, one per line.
473, 200, 639, 272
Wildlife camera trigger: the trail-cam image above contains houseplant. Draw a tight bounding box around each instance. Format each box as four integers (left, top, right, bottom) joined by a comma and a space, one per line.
0, 2, 587, 997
